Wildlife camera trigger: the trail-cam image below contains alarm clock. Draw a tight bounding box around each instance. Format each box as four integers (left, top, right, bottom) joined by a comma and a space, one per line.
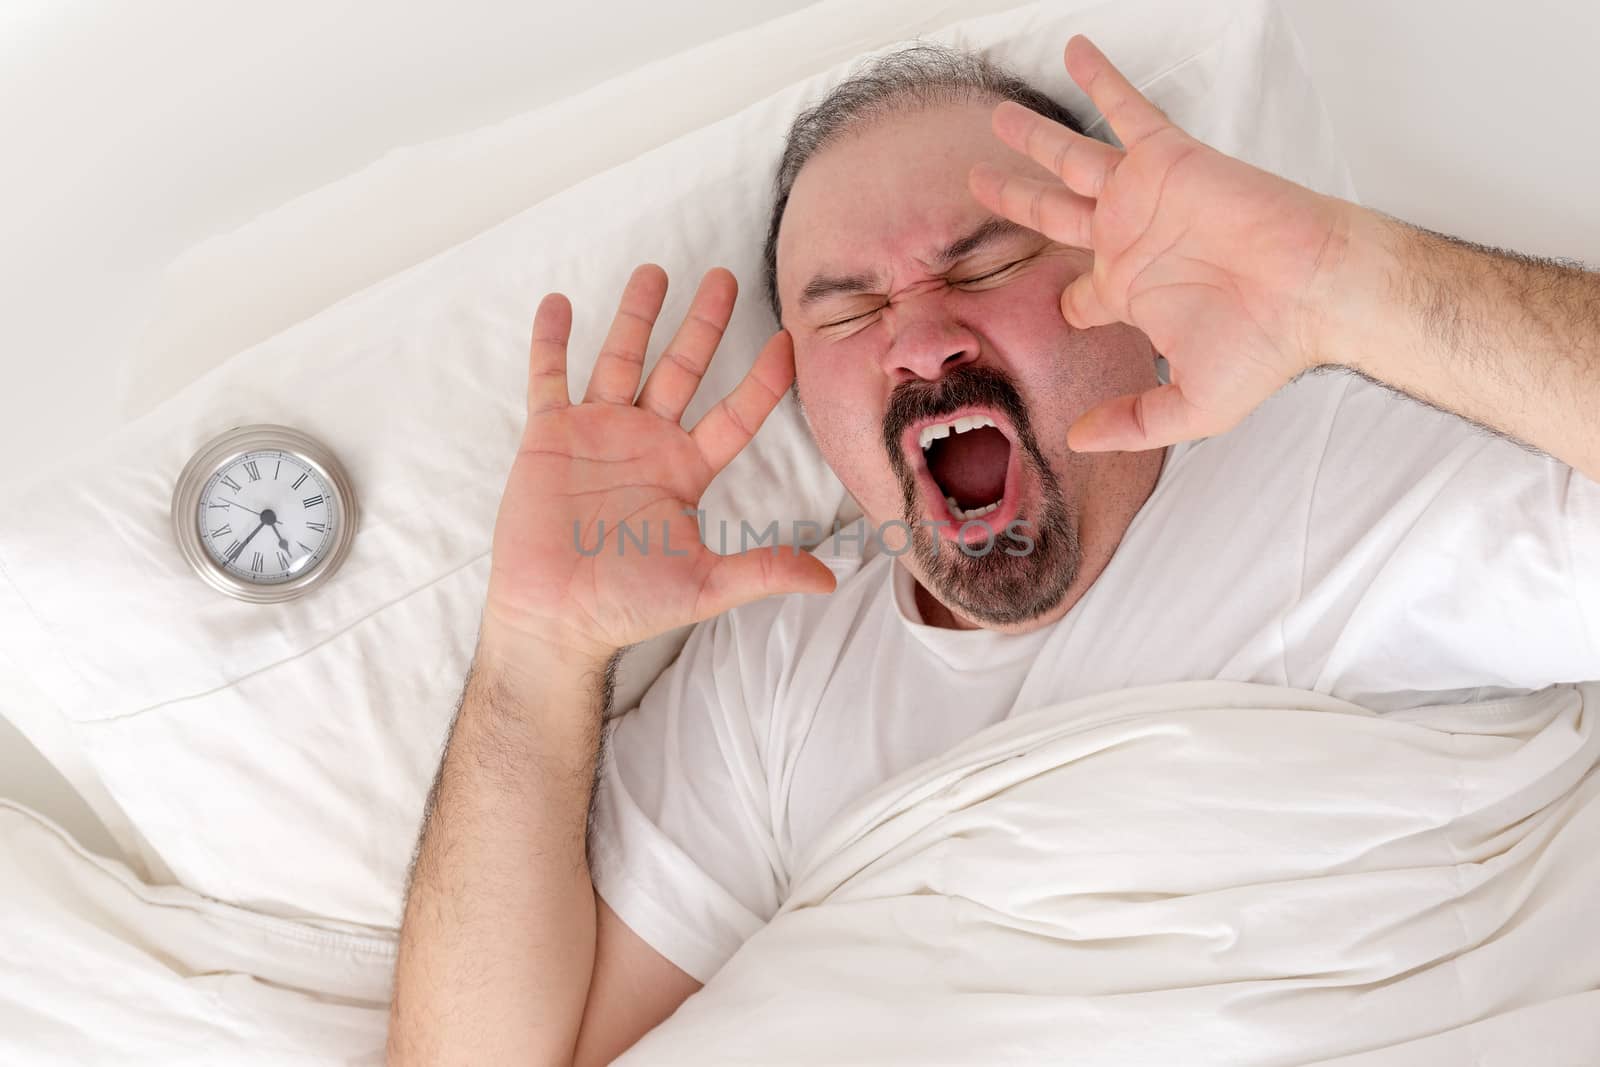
170, 424, 359, 603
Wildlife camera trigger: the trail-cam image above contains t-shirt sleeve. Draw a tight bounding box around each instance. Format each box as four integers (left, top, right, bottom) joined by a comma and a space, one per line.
1287, 370, 1600, 707
587, 607, 786, 985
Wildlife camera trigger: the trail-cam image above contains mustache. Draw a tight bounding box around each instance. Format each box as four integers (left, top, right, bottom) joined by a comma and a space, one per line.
881, 364, 1034, 469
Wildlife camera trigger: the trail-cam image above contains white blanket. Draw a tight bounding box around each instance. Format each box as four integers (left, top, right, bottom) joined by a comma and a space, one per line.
8, 680, 1596, 1064
0, 799, 394, 1066
617, 680, 1600, 1066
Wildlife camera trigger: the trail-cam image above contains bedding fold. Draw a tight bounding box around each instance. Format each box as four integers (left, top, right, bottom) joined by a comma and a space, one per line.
0, 799, 395, 1066
617, 680, 1600, 1066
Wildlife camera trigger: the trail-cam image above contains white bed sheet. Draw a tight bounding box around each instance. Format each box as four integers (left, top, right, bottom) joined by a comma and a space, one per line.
0, 798, 394, 1066
620, 680, 1600, 1065
9, 676, 1594, 1066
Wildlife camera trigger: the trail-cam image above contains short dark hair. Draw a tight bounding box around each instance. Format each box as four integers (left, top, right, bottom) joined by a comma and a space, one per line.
761, 42, 1089, 326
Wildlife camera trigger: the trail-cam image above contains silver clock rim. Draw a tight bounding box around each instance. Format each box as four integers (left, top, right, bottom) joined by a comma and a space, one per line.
170, 424, 360, 604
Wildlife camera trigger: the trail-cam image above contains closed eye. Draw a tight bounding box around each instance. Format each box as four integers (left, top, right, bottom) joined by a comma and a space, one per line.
953, 259, 1026, 287
818, 257, 1029, 328
821, 306, 883, 329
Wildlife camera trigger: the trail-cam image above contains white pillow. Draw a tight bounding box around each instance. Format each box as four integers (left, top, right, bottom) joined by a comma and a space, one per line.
0, 0, 1354, 927
118, 0, 1041, 424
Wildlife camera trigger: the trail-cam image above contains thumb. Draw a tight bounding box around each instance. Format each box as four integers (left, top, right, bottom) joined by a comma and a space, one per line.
694, 544, 837, 620
1067, 383, 1195, 452
1060, 271, 1118, 330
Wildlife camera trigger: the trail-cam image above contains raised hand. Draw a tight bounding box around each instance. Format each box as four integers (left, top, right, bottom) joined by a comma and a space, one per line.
968, 35, 1354, 453
481, 265, 836, 668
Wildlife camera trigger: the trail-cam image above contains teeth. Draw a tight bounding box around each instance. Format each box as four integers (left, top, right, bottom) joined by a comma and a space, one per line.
919, 413, 998, 451
944, 496, 1002, 521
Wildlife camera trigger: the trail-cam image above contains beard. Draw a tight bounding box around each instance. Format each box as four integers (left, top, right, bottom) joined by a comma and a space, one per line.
882, 365, 1081, 628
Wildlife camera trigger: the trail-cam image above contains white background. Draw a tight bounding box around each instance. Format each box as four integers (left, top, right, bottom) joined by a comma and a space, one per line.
3, 0, 1600, 854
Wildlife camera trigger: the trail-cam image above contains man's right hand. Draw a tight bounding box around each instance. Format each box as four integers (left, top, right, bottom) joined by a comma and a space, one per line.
480, 263, 837, 669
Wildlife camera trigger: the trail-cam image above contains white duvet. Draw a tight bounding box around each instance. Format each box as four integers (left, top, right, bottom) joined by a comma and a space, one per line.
6, 679, 1598, 1064
0, 799, 394, 1066
617, 680, 1600, 1066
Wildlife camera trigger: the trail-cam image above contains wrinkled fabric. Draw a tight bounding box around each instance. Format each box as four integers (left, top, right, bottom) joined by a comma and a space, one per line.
0, 800, 395, 1066
618, 680, 1600, 1066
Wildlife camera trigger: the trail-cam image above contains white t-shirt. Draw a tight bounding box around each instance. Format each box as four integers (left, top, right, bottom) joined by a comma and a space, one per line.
587, 368, 1600, 984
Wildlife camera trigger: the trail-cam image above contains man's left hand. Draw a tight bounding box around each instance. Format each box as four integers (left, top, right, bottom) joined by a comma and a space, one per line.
969, 35, 1354, 453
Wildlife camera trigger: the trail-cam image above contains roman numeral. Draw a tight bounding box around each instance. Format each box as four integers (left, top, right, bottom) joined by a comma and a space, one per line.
306, 521, 327, 533
251, 551, 264, 572
225, 540, 244, 562
244, 460, 260, 481
210, 523, 232, 538
277, 550, 290, 570
297, 540, 315, 553
302, 494, 324, 509
274, 460, 281, 480
220, 474, 242, 492
208, 502, 229, 509
291, 473, 308, 490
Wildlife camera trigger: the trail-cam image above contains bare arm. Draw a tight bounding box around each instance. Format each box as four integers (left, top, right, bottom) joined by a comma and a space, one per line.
385, 265, 834, 1064
1318, 212, 1600, 481
573, 898, 704, 1065
387, 635, 611, 1065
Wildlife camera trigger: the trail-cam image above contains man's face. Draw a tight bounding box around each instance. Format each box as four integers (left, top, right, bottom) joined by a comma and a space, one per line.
775, 98, 1165, 631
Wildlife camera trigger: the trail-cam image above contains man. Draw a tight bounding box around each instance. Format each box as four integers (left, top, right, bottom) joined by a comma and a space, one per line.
388, 37, 1600, 1065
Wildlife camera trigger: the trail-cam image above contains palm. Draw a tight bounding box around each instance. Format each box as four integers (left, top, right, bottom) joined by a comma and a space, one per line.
971, 35, 1347, 451
484, 265, 834, 659
491, 405, 714, 651
1092, 133, 1339, 421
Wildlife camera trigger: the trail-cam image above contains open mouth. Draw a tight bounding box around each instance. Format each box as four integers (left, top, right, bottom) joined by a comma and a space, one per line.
902, 408, 1023, 544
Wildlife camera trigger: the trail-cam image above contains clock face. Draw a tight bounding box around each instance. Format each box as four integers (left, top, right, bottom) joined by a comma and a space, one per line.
194, 449, 339, 585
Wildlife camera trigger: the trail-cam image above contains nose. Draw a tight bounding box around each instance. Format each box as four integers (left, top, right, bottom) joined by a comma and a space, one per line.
878, 291, 980, 384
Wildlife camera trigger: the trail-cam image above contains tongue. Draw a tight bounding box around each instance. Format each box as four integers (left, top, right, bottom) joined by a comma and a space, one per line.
927, 426, 1010, 509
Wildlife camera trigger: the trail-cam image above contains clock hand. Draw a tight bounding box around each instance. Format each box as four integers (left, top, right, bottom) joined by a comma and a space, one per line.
228, 500, 263, 517
255, 507, 291, 552
229, 520, 267, 563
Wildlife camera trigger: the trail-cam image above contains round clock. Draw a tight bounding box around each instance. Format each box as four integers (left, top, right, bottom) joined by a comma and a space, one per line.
170, 424, 359, 603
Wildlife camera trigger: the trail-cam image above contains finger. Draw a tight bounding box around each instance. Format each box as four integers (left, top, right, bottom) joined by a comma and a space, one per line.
969, 162, 1094, 249
1067, 383, 1199, 452
694, 545, 837, 620
989, 99, 1122, 199
584, 263, 669, 405
527, 292, 573, 417
690, 329, 795, 476
635, 267, 736, 424
1064, 35, 1172, 149
1059, 272, 1118, 329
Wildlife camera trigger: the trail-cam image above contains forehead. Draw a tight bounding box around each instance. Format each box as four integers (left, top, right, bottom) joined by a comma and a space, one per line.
776, 99, 1051, 299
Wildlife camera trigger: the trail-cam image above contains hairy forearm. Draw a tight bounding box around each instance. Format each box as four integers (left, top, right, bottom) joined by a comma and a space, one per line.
1318, 207, 1600, 481
387, 627, 617, 1066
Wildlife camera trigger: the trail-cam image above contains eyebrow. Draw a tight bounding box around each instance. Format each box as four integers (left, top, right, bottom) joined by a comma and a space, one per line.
797, 215, 1031, 310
